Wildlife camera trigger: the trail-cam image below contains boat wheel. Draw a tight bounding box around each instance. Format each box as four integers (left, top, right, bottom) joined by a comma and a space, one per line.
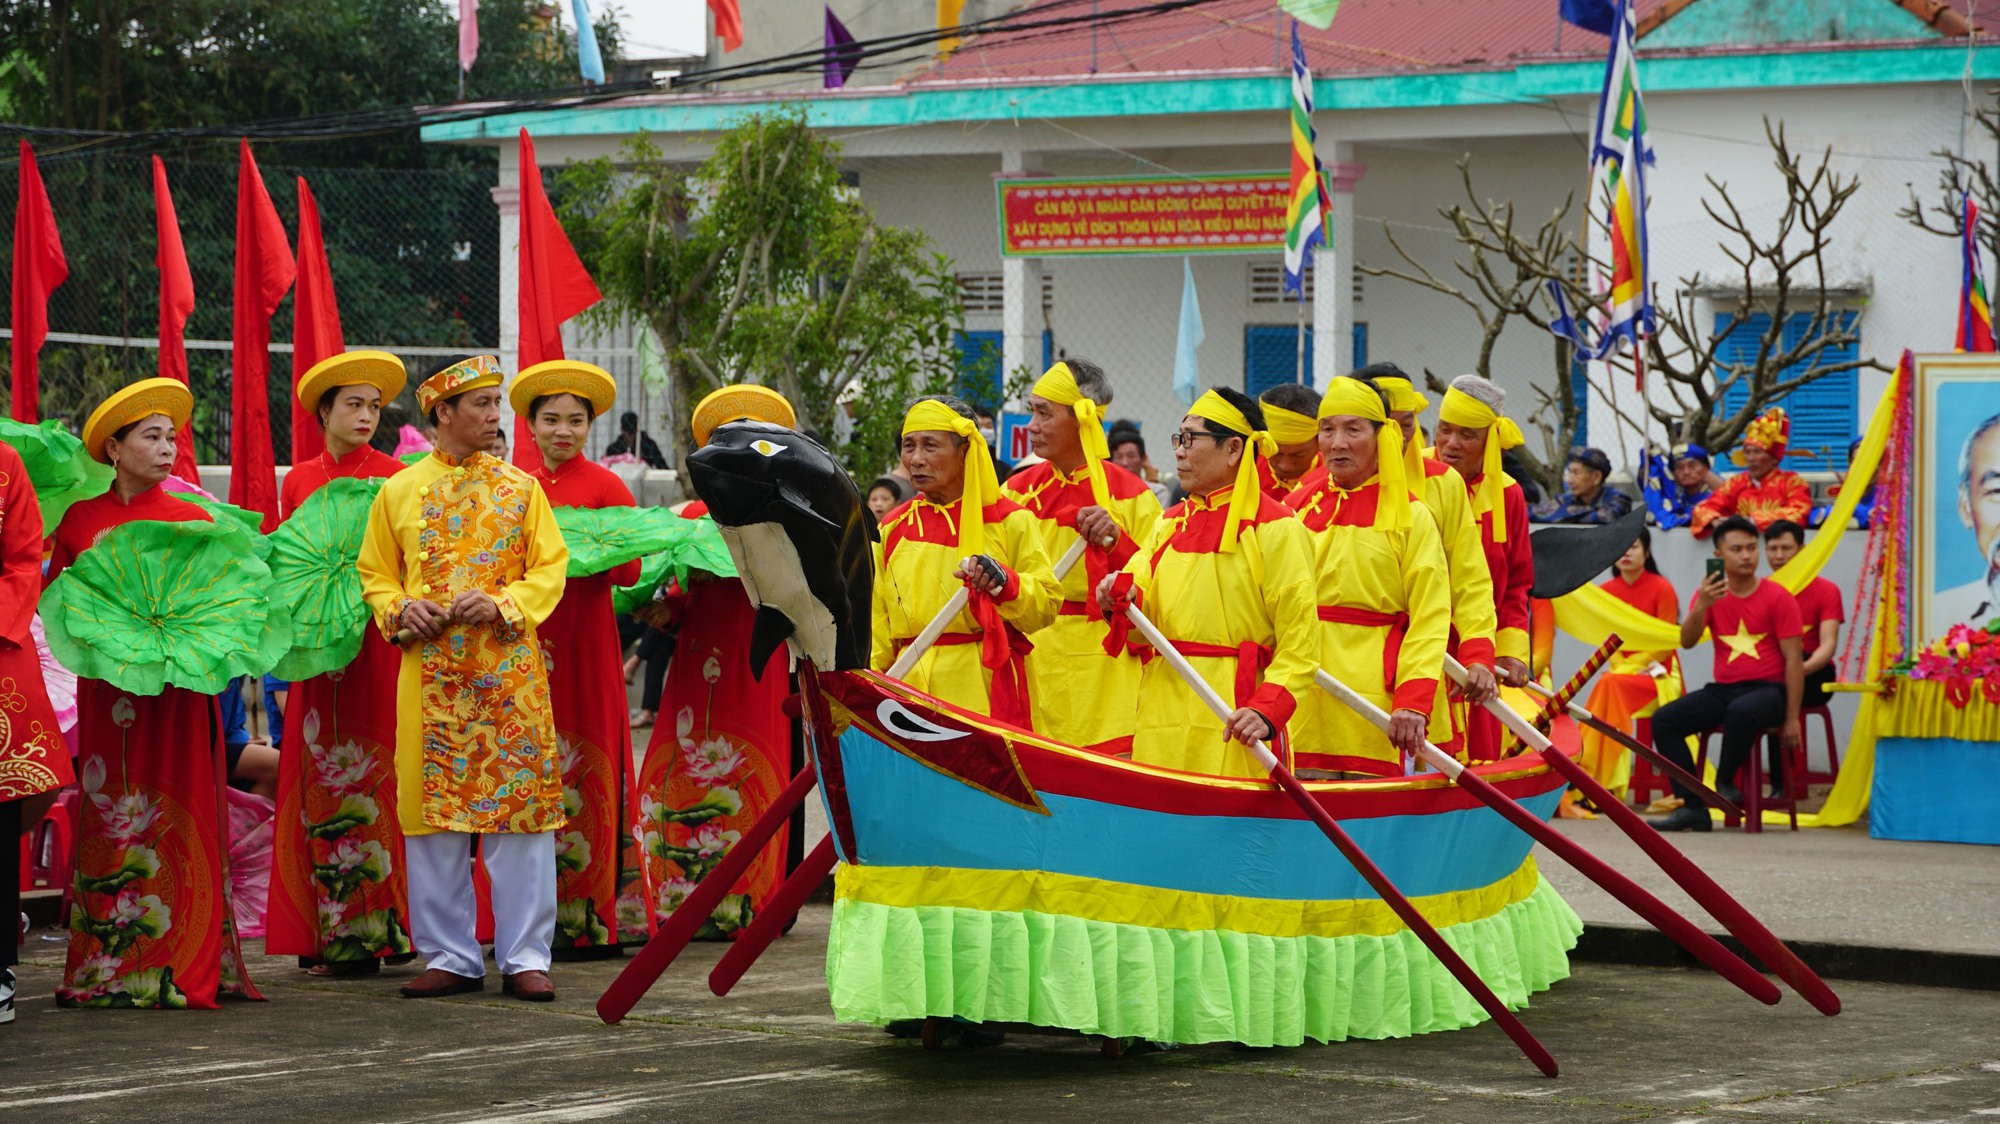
920, 1017, 946, 1051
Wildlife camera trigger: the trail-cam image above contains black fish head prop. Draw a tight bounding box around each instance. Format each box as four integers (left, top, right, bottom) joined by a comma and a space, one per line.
686, 421, 874, 675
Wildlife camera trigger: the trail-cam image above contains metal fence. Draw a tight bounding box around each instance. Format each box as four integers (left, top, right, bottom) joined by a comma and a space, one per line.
0, 151, 501, 462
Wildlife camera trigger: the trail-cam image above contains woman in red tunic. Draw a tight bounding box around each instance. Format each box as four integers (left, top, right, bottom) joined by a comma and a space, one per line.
631, 386, 798, 940
0, 438, 73, 1023
515, 361, 641, 957
1575, 527, 1683, 810
266, 351, 416, 975
52, 379, 262, 1009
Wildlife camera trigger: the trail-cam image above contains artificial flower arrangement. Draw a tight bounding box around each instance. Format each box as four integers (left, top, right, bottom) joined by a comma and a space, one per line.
1888, 620, 2000, 707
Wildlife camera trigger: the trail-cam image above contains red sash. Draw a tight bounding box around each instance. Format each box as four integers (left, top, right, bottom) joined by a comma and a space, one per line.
1317, 605, 1409, 691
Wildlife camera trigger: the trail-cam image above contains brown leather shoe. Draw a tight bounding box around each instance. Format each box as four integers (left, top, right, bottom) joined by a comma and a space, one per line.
399, 968, 485, 998
502, 970, 555, 1002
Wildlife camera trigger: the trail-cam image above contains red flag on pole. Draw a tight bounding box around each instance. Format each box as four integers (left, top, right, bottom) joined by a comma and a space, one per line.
230, 140, 296, 532
515, 128, 601, 467
153, 156, 202, 484
709, 0, 744, 51
290, 177, 345, 465
11, 141, 68, 422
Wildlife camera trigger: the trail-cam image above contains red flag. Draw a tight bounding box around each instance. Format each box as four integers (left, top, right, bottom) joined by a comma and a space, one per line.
290, 178, 345, 465
10, 142, 68, 422
153, 156, 202, 484
709, 0, 744, 51
230, 140, 296, 532
515, 128, 600, 466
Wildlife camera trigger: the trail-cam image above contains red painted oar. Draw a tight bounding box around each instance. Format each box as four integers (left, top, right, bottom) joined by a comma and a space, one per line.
708, 834, 840, 996
1448, 655, 1840, 1017
1314, 669, 1780, 1007
1123, 603, 1558, 1077
596, 763, 819, 1024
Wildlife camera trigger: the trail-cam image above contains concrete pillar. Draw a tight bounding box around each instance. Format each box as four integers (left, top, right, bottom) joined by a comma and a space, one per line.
492, 159, 521, 440
999, 147, 1043, 397
1315, 158, 1366, 390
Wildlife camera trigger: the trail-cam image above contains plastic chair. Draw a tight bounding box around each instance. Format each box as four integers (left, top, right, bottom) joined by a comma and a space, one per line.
1799, 705, 1840, 788
1696, 725, 1806, 833
1624, 717, 1676, 808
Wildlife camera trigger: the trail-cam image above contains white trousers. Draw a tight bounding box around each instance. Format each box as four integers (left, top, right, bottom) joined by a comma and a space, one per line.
405, 831, 556, 978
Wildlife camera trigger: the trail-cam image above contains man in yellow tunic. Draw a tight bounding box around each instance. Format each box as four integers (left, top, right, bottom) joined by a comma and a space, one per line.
1095, 388, 1318, 778
1287, 376, 1451, 778
357, 355, 570, 1002
1364, 367, 1502, 745
1003, 359, 1162, 751
873, 395, 1059, 724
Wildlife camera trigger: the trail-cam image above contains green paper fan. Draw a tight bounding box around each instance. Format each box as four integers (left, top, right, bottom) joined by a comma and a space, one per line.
174, 491, 272, 560
555, 504, 695, 578
0, 418, 113, 529
41, 518, 294, 697
265, 477, 386, 681
609, 516, 738, 614
399, 451, 429, 466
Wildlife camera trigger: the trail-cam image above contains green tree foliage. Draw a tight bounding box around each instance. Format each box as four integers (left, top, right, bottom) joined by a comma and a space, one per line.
0, 0, 619, 167
556, 110, 964, 476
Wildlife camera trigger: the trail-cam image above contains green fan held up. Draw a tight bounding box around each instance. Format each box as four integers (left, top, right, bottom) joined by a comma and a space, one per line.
0, 416, 114, 528
553, 504, 696, 578
610, 513, 738, 613
42, 510, 293, 697
264, 477, 387, 681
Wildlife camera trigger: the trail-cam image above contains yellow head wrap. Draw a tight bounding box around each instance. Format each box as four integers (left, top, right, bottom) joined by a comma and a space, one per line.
1317, 378, 1411, 531
902, 399, 1001, 557
1262, 402, 1320, 448
1437, 385, 1526, 541
1373, 376, 1429, 481
1030, 362, 1112, 509
1186, 390, 1278, 552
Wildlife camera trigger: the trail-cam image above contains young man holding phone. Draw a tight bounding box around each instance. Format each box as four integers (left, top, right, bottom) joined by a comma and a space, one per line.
1645, 515, 1805, 832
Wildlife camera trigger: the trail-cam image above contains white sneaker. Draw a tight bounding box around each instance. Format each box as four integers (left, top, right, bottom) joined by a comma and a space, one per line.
1, 967, 16, 1024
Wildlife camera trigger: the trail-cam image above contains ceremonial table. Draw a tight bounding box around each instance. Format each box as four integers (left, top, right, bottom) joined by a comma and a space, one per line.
1870, 680, 2000, 845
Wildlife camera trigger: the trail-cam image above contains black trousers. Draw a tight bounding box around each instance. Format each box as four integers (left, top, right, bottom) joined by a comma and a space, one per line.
2, 798, 19, 968
1650, 680, 1787, 802
637, 625, 675, 713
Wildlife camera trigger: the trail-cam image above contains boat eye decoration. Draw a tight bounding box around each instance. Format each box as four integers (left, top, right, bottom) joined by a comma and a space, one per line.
751, 439, 787, 458
876, 699, 968, 743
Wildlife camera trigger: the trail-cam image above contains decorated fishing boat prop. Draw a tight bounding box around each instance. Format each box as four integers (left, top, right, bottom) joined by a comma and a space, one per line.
598, 420, 1838, 1068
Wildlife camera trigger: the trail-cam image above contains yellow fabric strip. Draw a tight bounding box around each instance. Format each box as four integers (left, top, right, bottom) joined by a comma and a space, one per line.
1188, 390, 1278, 552
834, 857, 1542, 941
1437, 387, 1524, 541
1317, 377, 1410, 530
1264, 403, 1320, 447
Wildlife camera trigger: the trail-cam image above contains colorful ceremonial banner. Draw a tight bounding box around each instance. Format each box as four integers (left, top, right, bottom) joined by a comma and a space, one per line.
1959, 192, 1994, 352
997, 173, 1296, 257
1284, 19, 1330, 297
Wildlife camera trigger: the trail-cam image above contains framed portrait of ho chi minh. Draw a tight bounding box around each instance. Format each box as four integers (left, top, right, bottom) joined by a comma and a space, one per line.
1913, 352, 2000, 646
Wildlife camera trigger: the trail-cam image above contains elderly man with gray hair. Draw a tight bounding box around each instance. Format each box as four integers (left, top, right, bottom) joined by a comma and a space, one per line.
1429, 374, 1537, 760
1933, 411, 2000, 630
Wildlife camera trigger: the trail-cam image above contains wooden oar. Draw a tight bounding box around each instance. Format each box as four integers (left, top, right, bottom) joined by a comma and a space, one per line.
1526, 680, 1743, 817
1313, 668, 1780, 1007
1121, 602, 1558, 1077
886, 537, 1089, 679
708, 834, 840, 996
597, 763, 820, 1025
1448, 656, 1840, 1017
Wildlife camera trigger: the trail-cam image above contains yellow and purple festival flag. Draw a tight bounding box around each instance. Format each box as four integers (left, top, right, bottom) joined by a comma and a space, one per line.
1548, 0, 1654, 381
1283, 19, 1331, 298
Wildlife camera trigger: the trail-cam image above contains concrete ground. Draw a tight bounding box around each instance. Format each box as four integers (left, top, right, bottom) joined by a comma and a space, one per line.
9, 816, 2000, 1123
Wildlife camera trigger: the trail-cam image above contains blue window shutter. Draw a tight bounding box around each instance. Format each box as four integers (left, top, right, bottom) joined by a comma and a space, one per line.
1352, 322, 1369, 369
1041, 329, 1053, 372
1711, 311, 1858, 470
952, 329, 1004, 412
1245, 325, 1312, 397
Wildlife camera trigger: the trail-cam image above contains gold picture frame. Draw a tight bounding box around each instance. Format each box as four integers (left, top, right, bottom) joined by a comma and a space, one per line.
1912, 352, 2000, 646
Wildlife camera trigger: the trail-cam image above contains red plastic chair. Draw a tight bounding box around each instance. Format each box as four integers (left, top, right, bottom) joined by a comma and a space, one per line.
1625, 717, 1676, 808
1696, 725, 1806, 833
1800, 705, 1840, 788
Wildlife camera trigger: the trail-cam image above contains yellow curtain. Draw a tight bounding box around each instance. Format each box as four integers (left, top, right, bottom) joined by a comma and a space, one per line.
938, 0, 967, 56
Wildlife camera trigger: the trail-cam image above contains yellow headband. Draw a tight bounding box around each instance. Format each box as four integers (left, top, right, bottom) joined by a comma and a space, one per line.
1317, 378, 1410, 531
1187, 390, 1278, 552
1372, 376, 1428, 481
902, 399, 1000, 557
1438, 386, 1525, 541
1262, 402, 1319, 448
1031, 362, 1112, 510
